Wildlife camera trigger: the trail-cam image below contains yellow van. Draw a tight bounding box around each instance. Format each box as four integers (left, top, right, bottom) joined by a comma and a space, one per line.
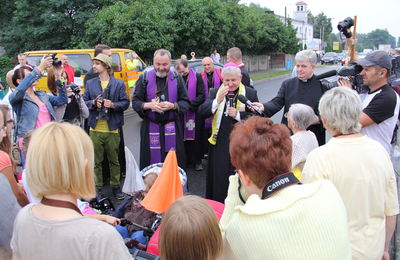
24, 48, 146, 96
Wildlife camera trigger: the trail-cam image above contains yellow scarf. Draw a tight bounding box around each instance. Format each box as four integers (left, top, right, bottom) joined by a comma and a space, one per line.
208, 83, 246, 145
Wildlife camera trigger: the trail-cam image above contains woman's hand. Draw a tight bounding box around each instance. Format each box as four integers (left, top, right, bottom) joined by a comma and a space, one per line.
37, 56, 53, 73
101, 215, 121, 226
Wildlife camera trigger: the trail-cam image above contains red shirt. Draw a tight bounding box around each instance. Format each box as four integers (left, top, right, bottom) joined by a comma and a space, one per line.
63, 64, 75, 84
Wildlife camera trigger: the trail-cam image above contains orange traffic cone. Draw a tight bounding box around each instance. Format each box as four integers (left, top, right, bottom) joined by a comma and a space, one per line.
141, 150, 183, 213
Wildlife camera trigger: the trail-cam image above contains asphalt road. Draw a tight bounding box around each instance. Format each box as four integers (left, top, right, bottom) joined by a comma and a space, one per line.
122, 65, 340, 197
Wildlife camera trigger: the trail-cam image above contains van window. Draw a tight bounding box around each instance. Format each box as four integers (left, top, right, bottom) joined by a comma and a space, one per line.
124, 53, 144, 71
112, 53, 122, 72
65, 54, 92, 75
26, 56, 42, 67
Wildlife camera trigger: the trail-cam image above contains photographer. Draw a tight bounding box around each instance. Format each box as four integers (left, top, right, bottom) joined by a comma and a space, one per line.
339, 51, 400, 154
83, 54, 129, 200
47, 68, 88, 126
9, 56, 67, 147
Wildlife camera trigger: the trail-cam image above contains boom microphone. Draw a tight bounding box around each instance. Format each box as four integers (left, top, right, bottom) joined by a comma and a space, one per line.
315, 70, 337, 80
238, 94, 265, 117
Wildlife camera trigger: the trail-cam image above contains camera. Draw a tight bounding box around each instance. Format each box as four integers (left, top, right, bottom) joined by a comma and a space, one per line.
66, 83, 80, 95
337, 17, 354, 38
95, 92, 110, 120
45, 53, 62, 67
319, 64, 366, 93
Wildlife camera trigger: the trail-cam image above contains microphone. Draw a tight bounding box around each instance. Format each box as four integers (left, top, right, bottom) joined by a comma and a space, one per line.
315, 70, 337, 80
238, 94, 265, 116
227, 92, 235, 107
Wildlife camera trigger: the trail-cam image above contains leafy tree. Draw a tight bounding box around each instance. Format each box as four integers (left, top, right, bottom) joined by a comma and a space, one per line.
355, 29, 396, 51
307, 11, 332, 43
0, 0, 112, 55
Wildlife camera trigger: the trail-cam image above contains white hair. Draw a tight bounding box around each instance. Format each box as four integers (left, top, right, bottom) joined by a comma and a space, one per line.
295, 50, 317, 65
154, 49, 171, 59
319, 87, 362, 134
288, 104, 317, 130
222, 66, 241, 78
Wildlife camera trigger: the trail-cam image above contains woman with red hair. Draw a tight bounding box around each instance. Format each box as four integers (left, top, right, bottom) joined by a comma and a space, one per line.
219, 116, 351, 259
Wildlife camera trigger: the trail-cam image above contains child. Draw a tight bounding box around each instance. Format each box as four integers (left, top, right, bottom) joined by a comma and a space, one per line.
159, 195, 222, 260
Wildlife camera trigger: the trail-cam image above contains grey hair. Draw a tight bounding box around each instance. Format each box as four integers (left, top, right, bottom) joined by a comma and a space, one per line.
319, 87, 362, 134
221, 66, 241, 78
154, 49, 171, 59
295, 50, 317, 65
288, 104, 317, 129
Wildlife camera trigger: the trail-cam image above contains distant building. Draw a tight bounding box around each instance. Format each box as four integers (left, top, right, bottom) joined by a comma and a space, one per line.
275, 1, 321, 50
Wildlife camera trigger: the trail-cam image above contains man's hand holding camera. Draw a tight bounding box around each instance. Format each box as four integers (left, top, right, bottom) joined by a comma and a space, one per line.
103, 99, 115, 109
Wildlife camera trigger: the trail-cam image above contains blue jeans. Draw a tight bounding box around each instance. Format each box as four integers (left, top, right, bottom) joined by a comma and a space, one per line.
115, 225, 148, 245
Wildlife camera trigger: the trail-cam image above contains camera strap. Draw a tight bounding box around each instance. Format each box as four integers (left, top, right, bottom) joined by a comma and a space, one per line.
262, 172, 301, 200
41, 197, 82, 216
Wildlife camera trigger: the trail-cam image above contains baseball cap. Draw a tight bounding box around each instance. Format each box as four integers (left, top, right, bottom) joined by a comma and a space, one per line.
355, 50, 392, 70
93, 53, 112, 68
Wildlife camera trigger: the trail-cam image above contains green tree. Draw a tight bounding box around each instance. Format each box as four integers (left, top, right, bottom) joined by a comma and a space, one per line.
0, 0, 112, 55
307, 11, 332, 43
355, 29, 396, 51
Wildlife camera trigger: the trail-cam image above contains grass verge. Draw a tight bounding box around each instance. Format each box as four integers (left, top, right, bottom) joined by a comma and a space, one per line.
251, 70, 292, 81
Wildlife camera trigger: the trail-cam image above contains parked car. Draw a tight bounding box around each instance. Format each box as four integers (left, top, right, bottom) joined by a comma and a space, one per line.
337, 53, 346, 66
321, 52, 339, 64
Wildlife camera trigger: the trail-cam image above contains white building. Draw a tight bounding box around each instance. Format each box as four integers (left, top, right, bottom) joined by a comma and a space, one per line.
275, 1, 320, 50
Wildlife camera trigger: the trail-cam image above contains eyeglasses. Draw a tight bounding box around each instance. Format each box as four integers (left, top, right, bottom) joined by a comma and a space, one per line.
6, 119, 14, 125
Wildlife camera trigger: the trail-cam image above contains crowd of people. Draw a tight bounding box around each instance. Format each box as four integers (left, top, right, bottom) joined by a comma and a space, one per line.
0, 44, 399, 260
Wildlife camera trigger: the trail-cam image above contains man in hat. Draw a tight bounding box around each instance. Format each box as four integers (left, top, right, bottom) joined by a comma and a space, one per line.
340, 50, 399, 153
132, 49, 190, 170
83, 53, 130, 200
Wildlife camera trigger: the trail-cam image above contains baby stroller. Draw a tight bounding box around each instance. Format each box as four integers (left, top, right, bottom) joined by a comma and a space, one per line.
114, 157, 188, 252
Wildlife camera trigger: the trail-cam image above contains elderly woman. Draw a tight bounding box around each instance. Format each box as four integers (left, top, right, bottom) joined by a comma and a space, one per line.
287, 103, 319, 172
220, 116, 351, 259
11, 122, 132, 260
302, 87, 399, 260
10, 57, 67, 147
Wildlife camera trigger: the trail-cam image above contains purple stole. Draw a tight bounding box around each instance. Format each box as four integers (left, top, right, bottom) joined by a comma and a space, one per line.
201, 69, 222, 129
146, 69, 178, 164
184, 68, 197, 141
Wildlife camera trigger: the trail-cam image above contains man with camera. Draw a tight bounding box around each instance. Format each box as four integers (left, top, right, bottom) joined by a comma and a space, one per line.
340, 51, 400, 154
132, 49, 190, 170
83, 54, 129, 200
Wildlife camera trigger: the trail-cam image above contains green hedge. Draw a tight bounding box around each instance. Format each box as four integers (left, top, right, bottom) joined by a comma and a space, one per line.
0, 56, 13, 88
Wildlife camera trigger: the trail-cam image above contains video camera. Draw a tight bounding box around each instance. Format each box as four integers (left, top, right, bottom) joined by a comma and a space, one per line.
337, 17, 354, 39
317, 64, 366, 93
45, 53, 62, 67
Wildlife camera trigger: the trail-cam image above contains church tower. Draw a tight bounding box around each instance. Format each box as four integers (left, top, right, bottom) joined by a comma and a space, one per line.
294, 1, 307, 23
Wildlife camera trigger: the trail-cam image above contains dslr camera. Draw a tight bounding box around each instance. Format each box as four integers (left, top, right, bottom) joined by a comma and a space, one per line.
337, 17, 354, 39
95, 89, 110, 120
66, 83, 81, 95
45, 53, 62, 67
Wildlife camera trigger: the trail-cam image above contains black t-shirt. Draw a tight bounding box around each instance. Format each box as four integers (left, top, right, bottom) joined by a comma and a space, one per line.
362, 84, 397, 124
63, 96, 80, 122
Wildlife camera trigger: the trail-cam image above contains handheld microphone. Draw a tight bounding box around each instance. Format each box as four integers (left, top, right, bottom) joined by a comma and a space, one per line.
315, 70, 337, 80
227, 92, 235, 107
237, 94, 265, 116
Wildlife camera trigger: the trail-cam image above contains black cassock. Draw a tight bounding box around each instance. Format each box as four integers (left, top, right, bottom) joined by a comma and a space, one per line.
132, 73, 190, 170
181, 73, 206, 167
198, 86, 259, 203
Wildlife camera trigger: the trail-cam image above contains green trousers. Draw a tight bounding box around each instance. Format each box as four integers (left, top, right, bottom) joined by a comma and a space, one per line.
90, 130, 121, 187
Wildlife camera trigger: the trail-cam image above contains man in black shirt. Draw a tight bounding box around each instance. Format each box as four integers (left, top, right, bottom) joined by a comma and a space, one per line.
253, 50, 326, 145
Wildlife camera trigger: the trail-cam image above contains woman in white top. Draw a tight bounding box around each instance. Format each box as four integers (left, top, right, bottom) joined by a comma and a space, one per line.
287, 103, 319, 172
11, 122, 132, 260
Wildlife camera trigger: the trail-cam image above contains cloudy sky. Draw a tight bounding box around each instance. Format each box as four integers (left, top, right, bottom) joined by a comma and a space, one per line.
240, 0, 399, 41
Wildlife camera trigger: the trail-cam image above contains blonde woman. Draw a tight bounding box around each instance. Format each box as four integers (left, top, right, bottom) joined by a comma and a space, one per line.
11, 122, 131, 260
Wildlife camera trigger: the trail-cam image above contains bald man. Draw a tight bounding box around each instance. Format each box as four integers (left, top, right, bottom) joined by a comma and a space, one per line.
61, 55, 75, 84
